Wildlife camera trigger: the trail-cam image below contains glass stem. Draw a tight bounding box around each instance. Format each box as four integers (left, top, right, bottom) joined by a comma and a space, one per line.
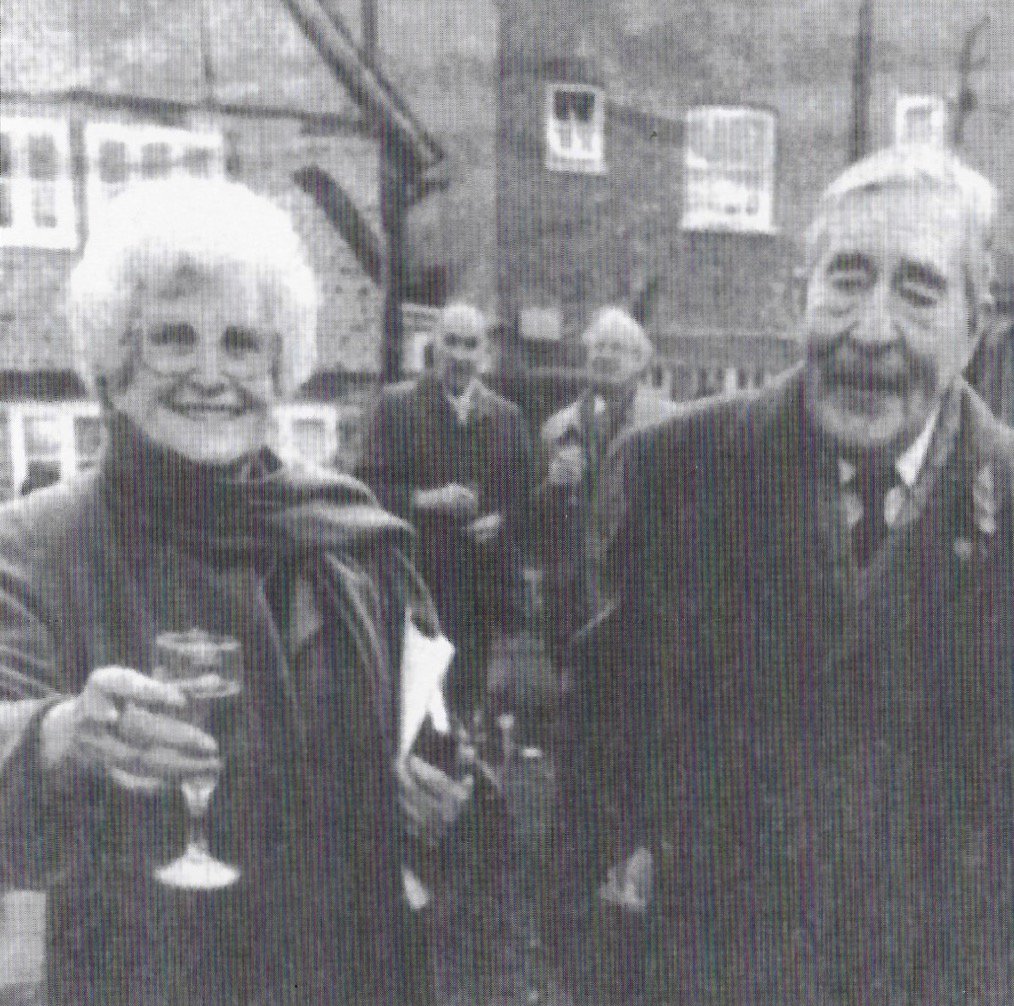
182, 780, 215, 855
184, 808, 208, 857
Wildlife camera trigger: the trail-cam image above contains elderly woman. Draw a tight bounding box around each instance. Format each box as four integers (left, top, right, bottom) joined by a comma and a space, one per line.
0, 177, 438, 1004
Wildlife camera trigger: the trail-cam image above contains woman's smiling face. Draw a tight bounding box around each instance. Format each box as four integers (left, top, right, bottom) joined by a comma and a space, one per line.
110, 260, 278, 465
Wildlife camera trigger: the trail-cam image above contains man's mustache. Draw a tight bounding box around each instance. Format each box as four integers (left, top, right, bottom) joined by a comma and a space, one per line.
158, 377, 267, 414
814, 338, 930, 394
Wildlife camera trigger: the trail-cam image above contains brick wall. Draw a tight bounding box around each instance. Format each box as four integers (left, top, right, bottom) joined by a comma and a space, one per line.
0, 98, 384, 378
364, 0, 1014, 331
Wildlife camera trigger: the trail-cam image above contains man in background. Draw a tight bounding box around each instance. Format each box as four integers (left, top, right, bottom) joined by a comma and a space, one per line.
539, 306, 675, 669
358, 302, 534, 724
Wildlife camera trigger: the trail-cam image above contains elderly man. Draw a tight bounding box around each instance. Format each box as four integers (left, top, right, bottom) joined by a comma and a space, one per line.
357, 303, 534, 722
539, 307, 675, 666
0, 178, 443, 1005
575, 147, 1014, 1002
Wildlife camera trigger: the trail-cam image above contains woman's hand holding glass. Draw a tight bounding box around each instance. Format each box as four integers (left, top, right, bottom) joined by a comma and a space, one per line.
40, 630, 241, 889
150, 630, 243, 889
40, 664, 221, 794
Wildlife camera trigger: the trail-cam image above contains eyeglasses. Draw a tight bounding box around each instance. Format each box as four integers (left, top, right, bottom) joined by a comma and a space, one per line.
441, 332, 482, 352
133, 322, 276, 380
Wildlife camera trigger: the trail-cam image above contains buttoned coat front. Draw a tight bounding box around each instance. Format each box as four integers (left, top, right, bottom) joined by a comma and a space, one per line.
576, 366, 1014, 1003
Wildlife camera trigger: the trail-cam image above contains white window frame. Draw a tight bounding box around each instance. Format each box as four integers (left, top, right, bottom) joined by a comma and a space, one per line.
0, 117, 77, 249
273, 404, 339, 469
402, 303, 441, 375
274, 402, 365, 471
545, 83, 606, 175
5, 402, 365, 492
895, 94, 947, 147
682, 106, 777, 235
85, 122, 225, 220
6, 401, 102, 491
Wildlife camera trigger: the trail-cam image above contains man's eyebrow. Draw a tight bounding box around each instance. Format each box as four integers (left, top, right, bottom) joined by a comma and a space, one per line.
826, 251, 874, 273
896, 259, 947, 291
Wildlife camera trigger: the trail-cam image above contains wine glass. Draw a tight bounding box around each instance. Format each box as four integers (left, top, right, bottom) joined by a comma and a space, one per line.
152, 628, 243, 890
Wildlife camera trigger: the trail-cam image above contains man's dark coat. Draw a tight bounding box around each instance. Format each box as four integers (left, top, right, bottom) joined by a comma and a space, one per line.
357, 373, 534, 712
539, 387, 678, 665
578, 366, 1014, 1003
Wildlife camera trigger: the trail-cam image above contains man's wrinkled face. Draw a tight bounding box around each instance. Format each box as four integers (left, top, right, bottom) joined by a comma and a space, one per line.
111, 262, 278, 464
804, 188, 975, 456
585, 326, 646, 395
434, 322, 486, 398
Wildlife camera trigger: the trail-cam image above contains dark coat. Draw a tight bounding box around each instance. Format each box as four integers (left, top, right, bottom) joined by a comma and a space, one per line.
357, 374, 534, 710
539, 387, 679, 662
577, 367, 1014, 1003
0, 455, 427, 1005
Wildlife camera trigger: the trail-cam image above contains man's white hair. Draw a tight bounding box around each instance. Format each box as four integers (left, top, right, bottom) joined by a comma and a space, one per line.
805, 144, 996, 308
68, 176, 319, 396
582, 306, 653, 359
437, 301, 487, 339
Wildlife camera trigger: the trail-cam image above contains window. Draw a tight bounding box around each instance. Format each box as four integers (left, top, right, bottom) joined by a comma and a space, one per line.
273, 404, 365, 473
73, 414, 104, 472
0, 118, 77, 249
334, 406, 364, 472
85, 123, 225, 218
895, 95, 947, 147
5, 402, 102, 492
291, 418, 330, 467
682, 106, 777, 234
274, 405, 341, 470
402, 304, 441, 375
546, 84, 605, 174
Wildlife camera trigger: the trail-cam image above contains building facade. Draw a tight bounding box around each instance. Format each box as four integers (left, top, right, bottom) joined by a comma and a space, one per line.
395, 0, 1014, 421
0, 0, 446, 496
488, 0, 1014, 418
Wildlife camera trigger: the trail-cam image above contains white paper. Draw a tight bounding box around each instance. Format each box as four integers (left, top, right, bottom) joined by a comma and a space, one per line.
398, 614, 455, 764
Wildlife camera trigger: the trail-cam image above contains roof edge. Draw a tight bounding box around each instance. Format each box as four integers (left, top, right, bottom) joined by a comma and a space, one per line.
279, 0, 444, 171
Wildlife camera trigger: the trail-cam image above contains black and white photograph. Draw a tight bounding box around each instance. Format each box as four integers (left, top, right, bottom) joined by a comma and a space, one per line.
1, 1, 1012, 1003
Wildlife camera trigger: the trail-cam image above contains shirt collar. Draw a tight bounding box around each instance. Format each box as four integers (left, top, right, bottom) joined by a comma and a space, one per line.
895, 404, 941, 489
837, 404, 942, 489
447, 378, 480, 422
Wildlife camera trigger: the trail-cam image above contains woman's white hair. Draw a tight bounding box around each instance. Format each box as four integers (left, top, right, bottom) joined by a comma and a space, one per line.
805, 144, 996, 309
68, 176, 319, 396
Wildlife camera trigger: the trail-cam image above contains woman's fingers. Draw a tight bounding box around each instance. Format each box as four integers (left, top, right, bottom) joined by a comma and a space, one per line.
118, 703, 217, 756
88, 665, 186, 709
78, 728, 221, 783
